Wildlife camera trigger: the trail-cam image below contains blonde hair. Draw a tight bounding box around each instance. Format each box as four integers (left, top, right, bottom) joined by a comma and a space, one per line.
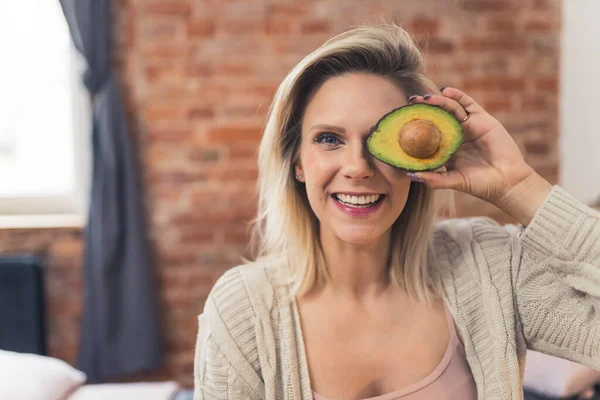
251, 22, 453, 302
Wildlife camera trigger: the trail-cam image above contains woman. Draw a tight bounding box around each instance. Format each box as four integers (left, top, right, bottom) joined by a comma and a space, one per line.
193, 23, 600, 400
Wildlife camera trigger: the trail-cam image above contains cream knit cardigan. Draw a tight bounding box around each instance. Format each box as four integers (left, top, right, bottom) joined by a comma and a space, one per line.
193, 186, 600, 399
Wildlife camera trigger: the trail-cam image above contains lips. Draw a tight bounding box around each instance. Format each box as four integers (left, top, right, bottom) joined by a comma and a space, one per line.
331, 193, 385, 217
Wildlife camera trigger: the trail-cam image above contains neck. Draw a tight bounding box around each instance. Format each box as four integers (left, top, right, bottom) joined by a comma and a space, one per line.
318, 227, 393, 299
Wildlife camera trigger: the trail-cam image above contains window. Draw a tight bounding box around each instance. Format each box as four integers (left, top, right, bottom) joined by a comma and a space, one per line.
0, 0, 91, 228
560, 0, 600, 207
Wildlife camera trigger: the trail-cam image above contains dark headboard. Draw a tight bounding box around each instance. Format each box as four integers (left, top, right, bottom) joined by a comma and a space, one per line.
0, 255, 46, 355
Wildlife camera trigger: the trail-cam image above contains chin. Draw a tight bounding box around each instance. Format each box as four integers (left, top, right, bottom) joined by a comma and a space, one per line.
334, 227, 384, 246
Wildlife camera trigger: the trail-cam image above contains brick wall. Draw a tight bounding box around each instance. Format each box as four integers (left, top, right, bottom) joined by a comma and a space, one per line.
0, 0, 561, 388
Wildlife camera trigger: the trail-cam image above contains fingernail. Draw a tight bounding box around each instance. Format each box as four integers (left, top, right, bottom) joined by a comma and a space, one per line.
440, 86, 447, 92
407, 173, 425, 183
423, 94, 432, 100
408, 95, 418, 102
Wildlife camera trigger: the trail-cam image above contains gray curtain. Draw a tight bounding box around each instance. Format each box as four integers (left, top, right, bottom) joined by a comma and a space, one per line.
58, 0, 163, 382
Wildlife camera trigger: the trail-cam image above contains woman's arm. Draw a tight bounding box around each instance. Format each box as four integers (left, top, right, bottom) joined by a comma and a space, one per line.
411, 87, 600, 367
514, 185, 600, 368
493, 171, 552, 227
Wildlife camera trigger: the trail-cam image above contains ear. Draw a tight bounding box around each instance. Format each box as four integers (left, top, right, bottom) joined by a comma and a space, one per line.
294, 162, 304, 182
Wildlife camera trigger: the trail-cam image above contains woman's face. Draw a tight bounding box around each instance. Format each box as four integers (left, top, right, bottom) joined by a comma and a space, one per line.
296, 73, 412, 246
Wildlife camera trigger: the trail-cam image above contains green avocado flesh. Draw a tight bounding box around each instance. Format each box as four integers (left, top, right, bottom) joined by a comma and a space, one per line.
367, 103, 463, 172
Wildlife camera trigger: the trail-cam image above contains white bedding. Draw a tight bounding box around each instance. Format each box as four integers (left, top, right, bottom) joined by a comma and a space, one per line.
69, 381, 180, 400
0, 349, 181, 400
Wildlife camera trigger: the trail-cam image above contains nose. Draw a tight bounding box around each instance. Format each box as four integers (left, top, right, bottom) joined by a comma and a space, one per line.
342, 142, 376, 180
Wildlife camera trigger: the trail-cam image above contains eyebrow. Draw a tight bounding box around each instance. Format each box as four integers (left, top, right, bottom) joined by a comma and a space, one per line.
309, 124, 378, 135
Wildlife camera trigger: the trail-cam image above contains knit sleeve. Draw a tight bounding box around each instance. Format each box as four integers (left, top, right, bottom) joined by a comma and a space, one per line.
515, 185, 600, 368
193, 267, 265, 399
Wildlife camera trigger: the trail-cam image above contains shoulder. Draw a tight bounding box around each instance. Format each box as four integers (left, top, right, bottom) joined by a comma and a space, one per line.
197, 258, 287, 387
206, 258, 279, 321
202, 256, 291, 342
196, 260, 280, 397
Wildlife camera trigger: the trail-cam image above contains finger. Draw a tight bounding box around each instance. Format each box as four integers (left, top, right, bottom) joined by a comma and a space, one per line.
411, 94, 468, 125
407, 170, 466, 190
439, 87, 484, 114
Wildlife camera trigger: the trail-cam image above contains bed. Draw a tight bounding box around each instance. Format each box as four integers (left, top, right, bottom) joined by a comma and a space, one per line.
0, 255, 194, 400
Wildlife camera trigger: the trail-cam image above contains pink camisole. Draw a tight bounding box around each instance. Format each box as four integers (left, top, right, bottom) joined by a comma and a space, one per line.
312, 304, 477, 400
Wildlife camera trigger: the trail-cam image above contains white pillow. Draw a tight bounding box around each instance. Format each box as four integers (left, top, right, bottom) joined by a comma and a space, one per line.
0, 349, 87, 400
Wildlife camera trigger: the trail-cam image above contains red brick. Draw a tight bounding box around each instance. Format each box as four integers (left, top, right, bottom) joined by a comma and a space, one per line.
267, 3, 306, 16
147, 127, 193, 142
139, 19, 181, 40
144, 106, 187, 123
241, 84, 277, 98
418, 37, 454, 54
229, 145, 258, 159
536, 164, 559, 183
463, 0, 517, 12
178, 225, 215, 244
185, 63, 213, 78
145, 65, 182, 83
463, 77, 525, 92
187, 19, 215, 37
265, 19, 292, 35
409, 16, 440, 34
171, 208, 256, 225
224, 225, 251, 245
141, 43, 188, 59
217, 63, 254, 76
522, 95, 555, 112
50, 299, 82, 315
463, 36, 524, 52
158, 248, 198, 266
524, 140, 550, 155
188, 107, 215, 120
535, 77, 558, 91
486, 17, 516, 31
533, 0, 557, 10
300, 19, 331, 34
210, 166, 259, 182
483, 98, 512, 113
222, 105, 262, 118
528, 36, 556, 56
188, 148, 221, 162
50, 239, 83, 260
218, 20, 264, 35
143, 1, 191, 16
148, 169, 207, 185
524, 18, 556, 32
208, 125, 263, 142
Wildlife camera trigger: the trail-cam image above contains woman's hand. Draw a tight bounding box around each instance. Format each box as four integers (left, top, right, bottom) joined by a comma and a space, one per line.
407, 87, 552, 225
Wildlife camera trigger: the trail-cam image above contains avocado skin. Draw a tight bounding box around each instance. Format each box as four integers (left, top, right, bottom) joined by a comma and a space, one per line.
367, 103, 463, 172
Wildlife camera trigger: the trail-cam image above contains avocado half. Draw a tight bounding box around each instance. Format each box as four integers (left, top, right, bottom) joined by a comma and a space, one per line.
367, 103, 463, 172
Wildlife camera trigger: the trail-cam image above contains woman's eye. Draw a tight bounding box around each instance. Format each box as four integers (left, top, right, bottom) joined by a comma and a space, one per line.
314, 133, 342, 147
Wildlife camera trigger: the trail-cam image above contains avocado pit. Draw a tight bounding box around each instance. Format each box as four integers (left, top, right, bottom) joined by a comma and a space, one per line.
397, 119, 441, 159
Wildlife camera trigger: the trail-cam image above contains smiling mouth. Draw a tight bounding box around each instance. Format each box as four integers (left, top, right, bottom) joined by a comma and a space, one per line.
332, 193, 384, 208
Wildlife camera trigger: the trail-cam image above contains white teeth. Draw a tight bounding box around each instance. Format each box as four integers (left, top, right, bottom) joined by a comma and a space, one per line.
335, 194, 381, 206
